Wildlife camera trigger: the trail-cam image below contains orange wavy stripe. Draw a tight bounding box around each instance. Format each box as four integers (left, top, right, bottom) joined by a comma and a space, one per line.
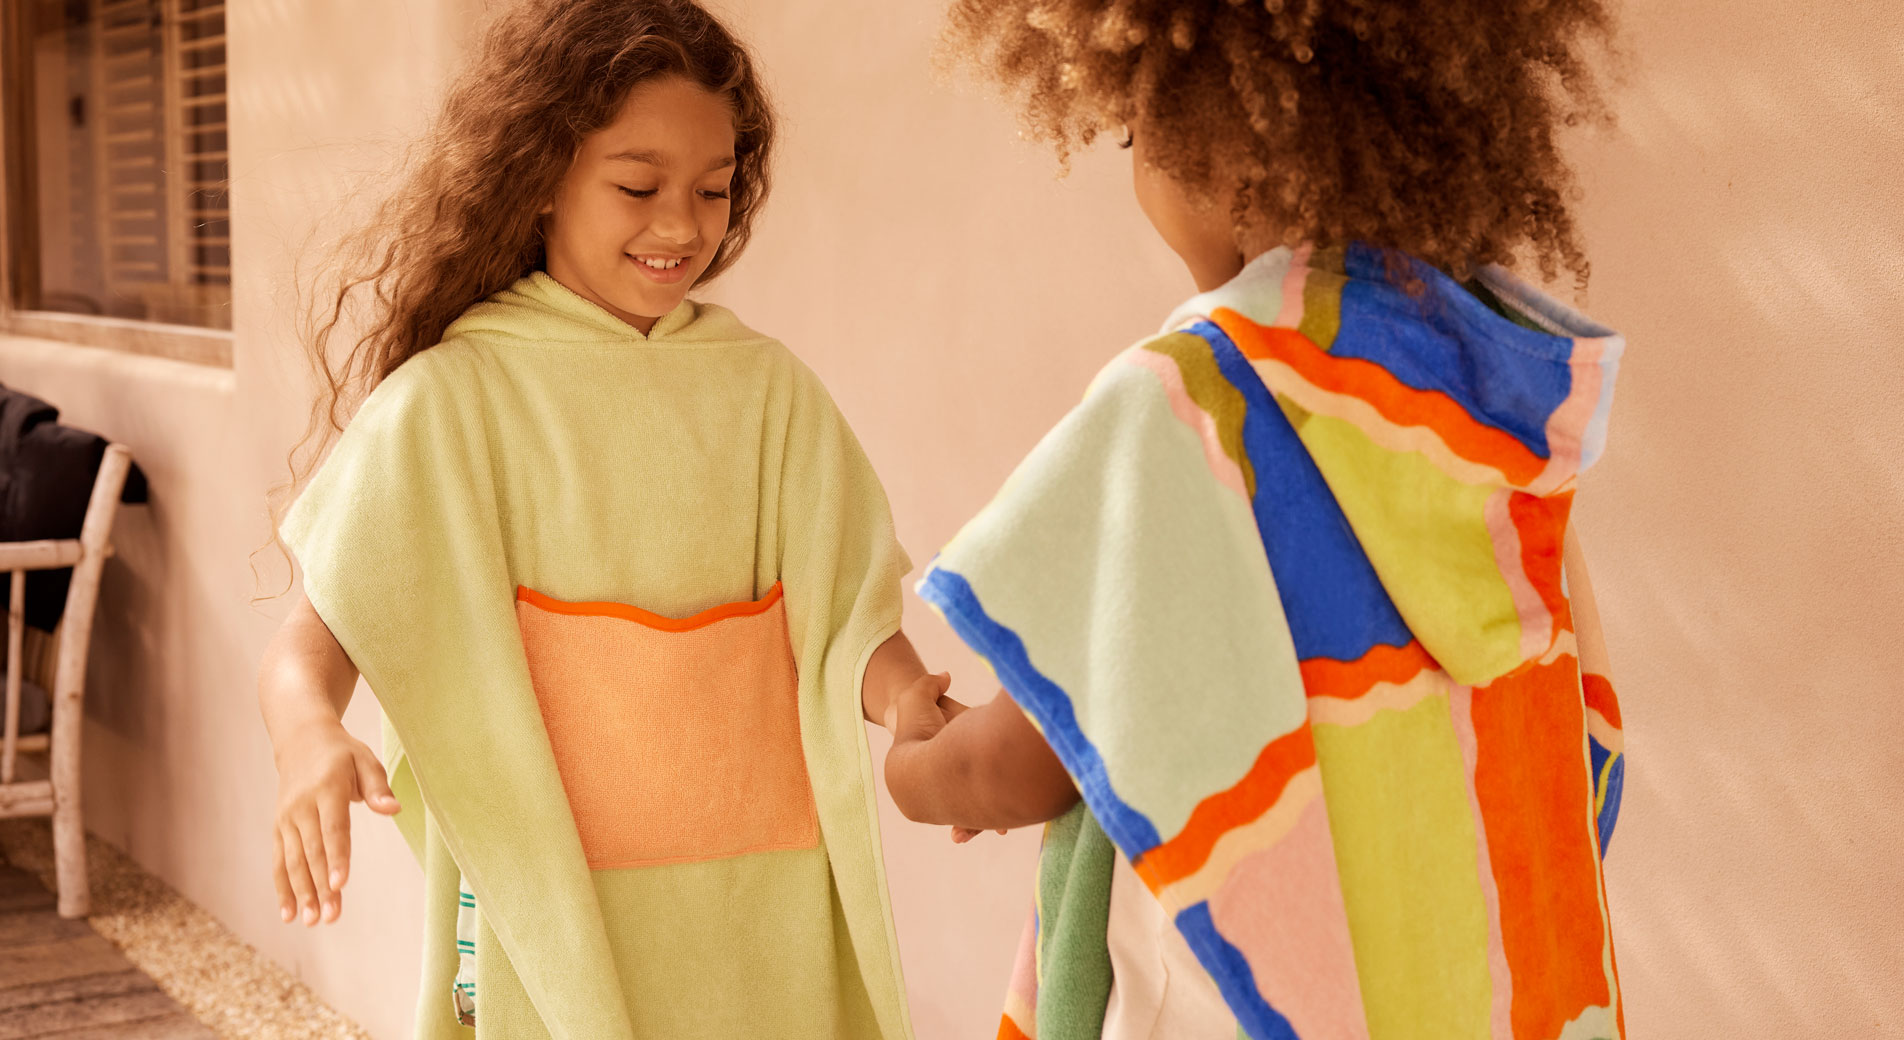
1299, 641, 1437, 701
1581, 673, 1622, 730
1210, 309, 1547, 486
998, 1013, 1034, 1040
1509, 488, 1574, 644
1472, 658, 1611, 1036
1135, 726, 1316, 889
516, 582, 785, 633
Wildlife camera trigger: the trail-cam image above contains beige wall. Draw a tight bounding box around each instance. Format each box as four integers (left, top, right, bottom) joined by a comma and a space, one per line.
0, 2, 478, 1037
1561, 0, 1904, 1032
711, 0, 1904, 1036
1, 0, 1897, 1037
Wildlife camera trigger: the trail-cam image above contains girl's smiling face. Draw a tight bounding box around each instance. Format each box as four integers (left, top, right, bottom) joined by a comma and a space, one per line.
543, 75, 738, 334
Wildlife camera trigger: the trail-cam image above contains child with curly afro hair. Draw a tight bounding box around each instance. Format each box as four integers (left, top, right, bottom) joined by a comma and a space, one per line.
881, 2, 1631, 1038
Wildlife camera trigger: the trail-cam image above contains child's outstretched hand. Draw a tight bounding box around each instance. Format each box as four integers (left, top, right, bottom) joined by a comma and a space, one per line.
271, 721, 400, 926
884, 673, 1007, 844
882, 671, 954, 743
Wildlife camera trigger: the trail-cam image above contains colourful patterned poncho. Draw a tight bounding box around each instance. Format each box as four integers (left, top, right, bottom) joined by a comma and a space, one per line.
918, 245, 1627, 1040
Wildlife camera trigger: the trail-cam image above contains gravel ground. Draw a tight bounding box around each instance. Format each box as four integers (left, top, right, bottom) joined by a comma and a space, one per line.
0, 819, 373, 1040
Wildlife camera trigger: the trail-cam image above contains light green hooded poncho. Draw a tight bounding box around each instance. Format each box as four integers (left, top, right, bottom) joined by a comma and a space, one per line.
284, 272, 914, 1040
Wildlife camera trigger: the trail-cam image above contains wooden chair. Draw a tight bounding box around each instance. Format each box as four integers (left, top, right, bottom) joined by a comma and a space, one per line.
0, 443, 133, 918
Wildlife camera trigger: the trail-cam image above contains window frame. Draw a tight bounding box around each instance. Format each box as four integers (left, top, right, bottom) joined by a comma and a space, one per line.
0, 0, 233, 369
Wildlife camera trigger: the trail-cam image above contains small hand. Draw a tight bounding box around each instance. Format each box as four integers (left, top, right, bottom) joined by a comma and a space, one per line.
886, 676, 1003, 842
884, 671, 954, 743
271, 722, 400, 927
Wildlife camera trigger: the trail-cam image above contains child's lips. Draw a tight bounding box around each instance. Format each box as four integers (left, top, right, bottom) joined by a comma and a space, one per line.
628, 253, 692, 284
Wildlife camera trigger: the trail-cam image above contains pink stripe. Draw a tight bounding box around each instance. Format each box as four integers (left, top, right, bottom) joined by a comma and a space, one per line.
1007, 907, 1038, 1004
1449, 686, 1514, 1038
1122, 350, 1251, 502
1248, 358, 1515, 488
1274, 244, 1315, 329
1485, 488, 1552, 663
1530, 337, 1608, 495
1209, 795, 1371, 1040
997, 905, 1039, 1038
1584, 706, 1623, 754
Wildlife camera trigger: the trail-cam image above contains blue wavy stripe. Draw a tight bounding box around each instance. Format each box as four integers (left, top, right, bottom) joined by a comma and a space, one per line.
1175, 902, 1300, 1040
1181, 319, 1414, 662
1334, 243, 1575, 457
1590, 738, 1625, 857
917, 567, 1163, 854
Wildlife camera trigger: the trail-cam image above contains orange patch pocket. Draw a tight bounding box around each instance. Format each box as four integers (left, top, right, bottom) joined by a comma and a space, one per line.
516, 583, 818, 870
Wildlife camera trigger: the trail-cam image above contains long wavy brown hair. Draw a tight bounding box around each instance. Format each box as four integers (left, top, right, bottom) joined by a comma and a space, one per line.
943, 0, 1615, 285
269, 0, 774, 571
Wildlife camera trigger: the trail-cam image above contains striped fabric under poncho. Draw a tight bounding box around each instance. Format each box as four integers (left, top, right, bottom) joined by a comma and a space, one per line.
918, 244, 1627, 1040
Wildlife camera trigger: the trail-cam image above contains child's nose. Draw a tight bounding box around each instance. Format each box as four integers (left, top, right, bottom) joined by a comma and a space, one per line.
647, 194, 698, 245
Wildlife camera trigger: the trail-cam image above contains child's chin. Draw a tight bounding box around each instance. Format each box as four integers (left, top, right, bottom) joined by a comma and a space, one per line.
612, 286, 687, 319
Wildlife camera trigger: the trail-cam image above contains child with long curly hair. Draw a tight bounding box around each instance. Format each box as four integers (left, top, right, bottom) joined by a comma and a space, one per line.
255, 2, 939, 1036
884, 2, 1629, 1038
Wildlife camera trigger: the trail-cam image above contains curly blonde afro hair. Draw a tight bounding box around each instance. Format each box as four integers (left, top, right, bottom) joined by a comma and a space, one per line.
944, 0, 1616, 284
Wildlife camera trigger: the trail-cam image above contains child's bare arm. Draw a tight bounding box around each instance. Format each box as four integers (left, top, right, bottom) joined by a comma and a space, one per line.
861, 629, 969, 727
862, 630, 929, 725
882, 676, 1078, 831
883, 536, 1608, 837
257, 594, 400, 926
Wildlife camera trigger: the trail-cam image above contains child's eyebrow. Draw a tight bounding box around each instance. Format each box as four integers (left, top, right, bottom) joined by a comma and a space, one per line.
605, 150, 737, 173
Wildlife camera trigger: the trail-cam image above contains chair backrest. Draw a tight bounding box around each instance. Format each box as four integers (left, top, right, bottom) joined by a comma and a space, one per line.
2, 444, 133, 785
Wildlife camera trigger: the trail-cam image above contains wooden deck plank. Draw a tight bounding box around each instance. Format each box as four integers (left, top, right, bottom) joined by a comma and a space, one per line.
0, 864, 215, 1039
0, 910, 95, 949
0, 935, 135, 990
0, 869, 56, 914
0, 988, 185, 1039
0, 868, 46, 895
0, 889, 56, 913
0, 969, 157, 1012
15, 1014, 216, 1040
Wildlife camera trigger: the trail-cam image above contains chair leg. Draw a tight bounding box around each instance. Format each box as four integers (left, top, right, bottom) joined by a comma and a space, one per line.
43, 442, 126, 921
52, 785, 90, 918
50, 679, 89, 919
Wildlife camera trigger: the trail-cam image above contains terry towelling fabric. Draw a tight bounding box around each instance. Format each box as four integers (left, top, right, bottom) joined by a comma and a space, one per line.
920, 245, 1627, 1040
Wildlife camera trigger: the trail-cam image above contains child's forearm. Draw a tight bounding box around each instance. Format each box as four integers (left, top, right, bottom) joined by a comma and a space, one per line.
862, 629, 929, 725
259, 594, 360, 755
885, 690, 1079, 830
259, 593, 399, 926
